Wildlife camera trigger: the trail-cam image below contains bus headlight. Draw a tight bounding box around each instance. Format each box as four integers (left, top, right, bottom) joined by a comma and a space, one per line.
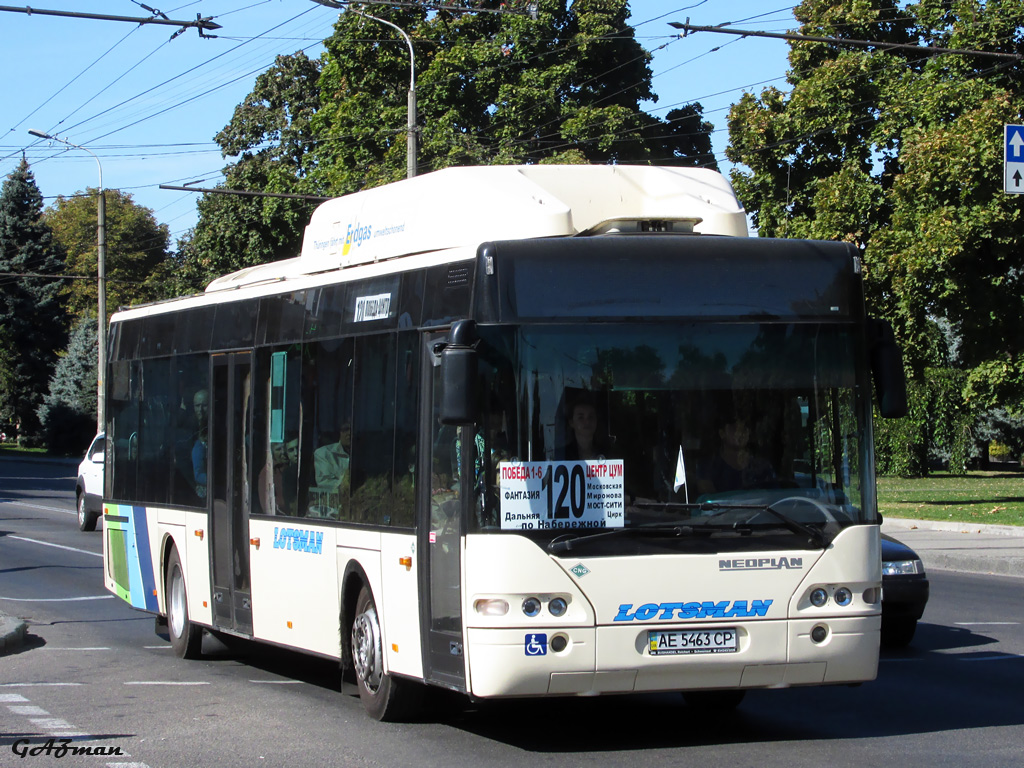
522, 597, 542, 617
834, 587, 853, 606
810, 588, 829, 607
548, 597, 568, 617
474, 598, 509, 616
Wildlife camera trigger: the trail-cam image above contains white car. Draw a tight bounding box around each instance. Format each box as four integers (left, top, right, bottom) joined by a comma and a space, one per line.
76, 433, 105, 531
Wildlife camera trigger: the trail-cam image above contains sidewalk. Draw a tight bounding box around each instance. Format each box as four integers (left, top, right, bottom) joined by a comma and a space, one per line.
881, 516, 1024, 579
3, 519, 1022, 656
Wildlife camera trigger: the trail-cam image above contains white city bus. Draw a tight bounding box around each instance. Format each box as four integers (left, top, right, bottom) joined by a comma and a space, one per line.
101, 165, 907, 720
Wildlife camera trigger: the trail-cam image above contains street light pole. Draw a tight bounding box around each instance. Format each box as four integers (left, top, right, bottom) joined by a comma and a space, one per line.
351, 10, 417, 178
28, 129, 106, 434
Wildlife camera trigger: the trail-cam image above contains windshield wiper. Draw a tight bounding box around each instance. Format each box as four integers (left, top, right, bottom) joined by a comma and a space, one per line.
701, 501, 829, 548
547, 523, 700, 554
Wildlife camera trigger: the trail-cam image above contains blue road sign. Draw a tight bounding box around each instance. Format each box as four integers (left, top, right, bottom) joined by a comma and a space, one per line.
1006, 124, 1024, 194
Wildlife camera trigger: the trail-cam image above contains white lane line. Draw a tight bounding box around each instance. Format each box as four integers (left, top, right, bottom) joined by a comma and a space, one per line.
0, 501, 74, 515
123, 681, 210, 686
108, 763, 151, 768
955, 622, 1020, 626
4, 692, 92, 740
0, 594, 113, 602
39, 647, 112, 651
0, 683, 83, 688
143, 645, 171, 650
962, 654, 1021, 662
249, 680, 304, 685
8, 535, 102, 558
8, 705, 49, 715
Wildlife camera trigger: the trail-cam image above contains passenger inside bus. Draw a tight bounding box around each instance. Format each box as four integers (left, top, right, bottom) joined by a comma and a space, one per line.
699, 412, 776, 495
560, 393, 611, 461
310, 424, 351, 518
258, 441, 289, 515
190, 389, 209, 500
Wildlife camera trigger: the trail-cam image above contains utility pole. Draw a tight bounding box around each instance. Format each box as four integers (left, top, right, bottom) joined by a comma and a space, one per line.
350, 9, 418, 179
28, 129, 106, 433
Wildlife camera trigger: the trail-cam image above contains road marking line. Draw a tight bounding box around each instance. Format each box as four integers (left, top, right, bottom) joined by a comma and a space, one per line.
123, 681, 210, 686
143, 645, 172, 650
108, 763, 151, 768
249, 680, 304, 684
962, 654, 1021, 662
0, 500, 74, 515
0, 683, 83, 687
0, 693, 30, 701
30, 717, 76, 730
8, 705, 49, 715
0, 594, 113, 602
39, 647, 112, 651
8, 535, 102, 558
955, 622, 1020, 626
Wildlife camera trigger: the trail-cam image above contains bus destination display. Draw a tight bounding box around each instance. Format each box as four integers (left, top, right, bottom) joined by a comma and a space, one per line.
498, 460, 625, 530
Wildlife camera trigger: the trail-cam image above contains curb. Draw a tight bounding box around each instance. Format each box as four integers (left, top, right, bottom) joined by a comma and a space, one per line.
882, 517, 1024, 537
0, 612, 28, 656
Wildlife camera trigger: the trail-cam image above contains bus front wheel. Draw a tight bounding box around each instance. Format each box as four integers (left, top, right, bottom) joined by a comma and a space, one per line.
166, 547, 203, 659
350, 585, 423, 721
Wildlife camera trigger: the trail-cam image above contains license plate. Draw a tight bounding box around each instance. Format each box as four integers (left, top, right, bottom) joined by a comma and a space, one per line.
648, 628, 738, 656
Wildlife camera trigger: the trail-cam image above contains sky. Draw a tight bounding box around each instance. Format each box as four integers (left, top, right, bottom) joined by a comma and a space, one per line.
1, 1, 797, 245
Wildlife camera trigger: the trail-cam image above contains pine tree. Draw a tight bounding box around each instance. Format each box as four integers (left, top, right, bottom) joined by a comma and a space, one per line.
0, 158, 68, 441
37, 313, 97, 454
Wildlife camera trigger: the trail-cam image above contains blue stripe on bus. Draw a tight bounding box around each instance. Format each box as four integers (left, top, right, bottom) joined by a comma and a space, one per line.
132, 506, 159, 612
124, 505, 159, 613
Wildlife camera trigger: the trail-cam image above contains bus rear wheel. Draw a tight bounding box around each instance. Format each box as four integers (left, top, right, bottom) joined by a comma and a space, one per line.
166, 547, 203, 659
350, 585, 423, 721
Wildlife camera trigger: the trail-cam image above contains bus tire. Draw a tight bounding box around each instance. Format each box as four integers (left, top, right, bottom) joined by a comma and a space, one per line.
350, 585, 423, 721
166, 547, 203, 659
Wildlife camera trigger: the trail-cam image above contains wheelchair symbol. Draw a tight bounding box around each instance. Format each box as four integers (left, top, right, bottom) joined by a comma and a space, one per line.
525, 633, 547, 656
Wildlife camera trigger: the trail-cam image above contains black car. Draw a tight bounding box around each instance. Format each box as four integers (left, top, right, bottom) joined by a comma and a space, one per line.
881, 533, 930, 647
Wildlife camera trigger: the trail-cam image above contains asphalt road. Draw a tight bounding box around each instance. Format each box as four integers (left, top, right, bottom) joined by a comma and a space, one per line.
2, 458, 1023, 768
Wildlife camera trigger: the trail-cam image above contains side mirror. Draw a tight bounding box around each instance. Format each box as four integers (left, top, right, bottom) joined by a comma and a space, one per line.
868, 318, 908, 419
439, 320, 479, 425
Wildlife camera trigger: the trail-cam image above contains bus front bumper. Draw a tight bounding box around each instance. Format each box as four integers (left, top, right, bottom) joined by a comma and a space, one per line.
465, 615, 880, 698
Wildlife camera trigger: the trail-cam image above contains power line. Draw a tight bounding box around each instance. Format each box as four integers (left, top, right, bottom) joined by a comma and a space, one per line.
669, 21, 1024, 61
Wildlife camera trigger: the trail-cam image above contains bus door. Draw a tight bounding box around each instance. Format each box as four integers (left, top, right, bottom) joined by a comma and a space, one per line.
209, 352, 254, 636
418, 333, 467, 691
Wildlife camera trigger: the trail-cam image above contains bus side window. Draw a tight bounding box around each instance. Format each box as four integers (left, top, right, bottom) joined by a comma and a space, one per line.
308, 337, 354, 520
390, 332, 419, 528
349, 334, 397, 525
256, 347, 302, 516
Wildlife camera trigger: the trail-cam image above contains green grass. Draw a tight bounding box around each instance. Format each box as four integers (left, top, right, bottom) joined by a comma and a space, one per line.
877, 470, 1024, 527
0, 443, 49, 457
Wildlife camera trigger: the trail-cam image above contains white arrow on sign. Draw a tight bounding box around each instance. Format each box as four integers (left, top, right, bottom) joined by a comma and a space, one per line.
1012, 130, 1024, 159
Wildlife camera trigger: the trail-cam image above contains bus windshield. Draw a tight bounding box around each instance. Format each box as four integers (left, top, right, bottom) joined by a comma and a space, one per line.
462, 322, 873, 552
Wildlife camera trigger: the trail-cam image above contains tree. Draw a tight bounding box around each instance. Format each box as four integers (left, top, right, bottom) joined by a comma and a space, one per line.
181, 3, 716, 290
0, 158, 67, 440
45, 188, 173, 322
37, 313, 97, 455
174, 52, 324, 293
726, 0, 1024, 470
312, 0, 715, 194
